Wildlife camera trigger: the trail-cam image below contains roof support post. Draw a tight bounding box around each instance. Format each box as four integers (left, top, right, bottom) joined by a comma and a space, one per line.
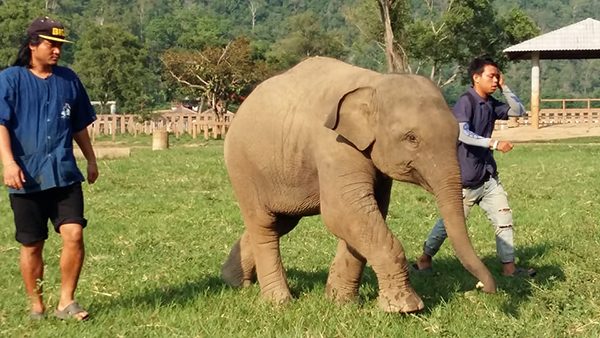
531, 52, 541, 129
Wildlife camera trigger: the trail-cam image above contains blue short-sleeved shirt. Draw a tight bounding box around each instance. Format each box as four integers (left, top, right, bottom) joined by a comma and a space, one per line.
0, 66, 96, 194
452, 87, 509, 188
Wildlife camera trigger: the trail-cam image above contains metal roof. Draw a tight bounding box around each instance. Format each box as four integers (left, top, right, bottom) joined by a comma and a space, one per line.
504, 18, 600, 60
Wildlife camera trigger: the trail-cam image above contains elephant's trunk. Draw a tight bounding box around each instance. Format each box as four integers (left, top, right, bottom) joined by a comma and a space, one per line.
433, 174, 497, 293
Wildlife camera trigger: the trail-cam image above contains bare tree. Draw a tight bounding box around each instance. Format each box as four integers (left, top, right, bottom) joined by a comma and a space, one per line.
248, 0, 260, 31
376, 0, 408, 73
161, 38, 269, 119
45, 0, 58, 11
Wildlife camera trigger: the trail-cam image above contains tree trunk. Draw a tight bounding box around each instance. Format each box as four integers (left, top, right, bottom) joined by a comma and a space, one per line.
377, 0, 406, 73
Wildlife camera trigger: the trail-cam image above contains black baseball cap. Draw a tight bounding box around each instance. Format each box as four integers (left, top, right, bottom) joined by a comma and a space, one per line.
26, 16, 72, 43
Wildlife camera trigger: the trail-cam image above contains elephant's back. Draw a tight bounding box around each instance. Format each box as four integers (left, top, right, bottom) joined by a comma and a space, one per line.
239, 57, 379, 119
224, 57, 380, 192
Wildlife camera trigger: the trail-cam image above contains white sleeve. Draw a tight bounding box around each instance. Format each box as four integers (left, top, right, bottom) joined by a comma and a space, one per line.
458, 122, 491, 148
502, 85, 526, 117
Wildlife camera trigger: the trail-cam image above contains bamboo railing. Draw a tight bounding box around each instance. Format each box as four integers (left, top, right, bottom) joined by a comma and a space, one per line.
495, 98, 600, 129
89, 112, 233, 141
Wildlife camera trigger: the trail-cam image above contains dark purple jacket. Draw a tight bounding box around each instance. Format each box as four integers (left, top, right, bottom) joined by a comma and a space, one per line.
453, 87, 509, 188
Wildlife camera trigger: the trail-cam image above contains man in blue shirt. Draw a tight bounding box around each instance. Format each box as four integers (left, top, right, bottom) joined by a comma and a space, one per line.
413, 57, 536, 278
0, 17, 97, 321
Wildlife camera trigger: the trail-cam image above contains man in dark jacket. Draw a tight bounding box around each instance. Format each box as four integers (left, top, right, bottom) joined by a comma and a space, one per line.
413, 57, 536, 278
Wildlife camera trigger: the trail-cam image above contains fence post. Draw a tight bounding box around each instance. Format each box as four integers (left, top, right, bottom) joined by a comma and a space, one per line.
111, 115, 116, 142
530, 52, 540, 129
120, 115, 125, 135
152, 129, 169, 150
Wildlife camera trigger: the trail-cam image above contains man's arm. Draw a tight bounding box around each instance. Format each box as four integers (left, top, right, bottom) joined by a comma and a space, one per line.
458, 122, 513, 153
499, 74, 526, 117
0, 125, 25, 189
458, 122, 491, 147
502, 85, 526, 117
73, 128, 98, 184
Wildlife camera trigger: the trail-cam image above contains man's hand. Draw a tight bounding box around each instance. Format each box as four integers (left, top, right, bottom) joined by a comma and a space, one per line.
3, 162, 25, 190
496, 140, 513, 153
86, 161, 99, 184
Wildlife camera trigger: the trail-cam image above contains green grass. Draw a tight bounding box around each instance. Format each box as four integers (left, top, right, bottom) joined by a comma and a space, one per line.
1, 135, 599, 337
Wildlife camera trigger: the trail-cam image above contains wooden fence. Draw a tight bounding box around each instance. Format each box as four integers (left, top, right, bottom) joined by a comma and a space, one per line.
496, 98, 600, 129
92, 98, 600, 136
89, 112, 233, 141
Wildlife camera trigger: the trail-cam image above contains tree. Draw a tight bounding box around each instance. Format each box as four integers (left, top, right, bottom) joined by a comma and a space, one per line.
72, 24, 158, 113
247, 0, 266, 32
266, 11, 346, 70
346, 0, 539, 87
0, 0, 46, 68
161, 37, 270, 117
376, 0, 410, 72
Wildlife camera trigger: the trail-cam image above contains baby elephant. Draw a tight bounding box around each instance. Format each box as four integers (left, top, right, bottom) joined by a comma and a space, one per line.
222, 56, 495, 313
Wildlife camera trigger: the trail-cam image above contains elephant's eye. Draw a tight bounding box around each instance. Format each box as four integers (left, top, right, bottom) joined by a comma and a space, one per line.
405, 132, 419, 145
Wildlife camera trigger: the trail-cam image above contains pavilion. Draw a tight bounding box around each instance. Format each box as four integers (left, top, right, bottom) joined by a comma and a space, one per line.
503, 18, 600, 128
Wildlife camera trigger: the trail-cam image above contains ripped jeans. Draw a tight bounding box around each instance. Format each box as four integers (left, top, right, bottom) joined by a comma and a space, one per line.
423, 176, 515, 263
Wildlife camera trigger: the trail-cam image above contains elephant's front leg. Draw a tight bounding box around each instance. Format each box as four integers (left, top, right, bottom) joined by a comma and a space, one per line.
325, 177, 391, 303
321, 173, 424, 313
326, 240, 366, 302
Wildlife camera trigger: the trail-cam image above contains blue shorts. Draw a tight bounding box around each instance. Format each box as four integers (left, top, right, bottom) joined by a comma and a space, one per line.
9, 183, 87, 245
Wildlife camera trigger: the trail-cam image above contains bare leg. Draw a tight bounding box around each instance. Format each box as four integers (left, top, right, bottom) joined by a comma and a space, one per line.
502, 261, 517, 275
20, 241, 45, 314
57, 223, 88, 320
415, 253, 433, 270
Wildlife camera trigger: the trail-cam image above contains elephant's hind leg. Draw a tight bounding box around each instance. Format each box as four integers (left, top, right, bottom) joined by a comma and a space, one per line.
248, 212, 301, 305
326, 240, 366, 303
222, 230, 256, 287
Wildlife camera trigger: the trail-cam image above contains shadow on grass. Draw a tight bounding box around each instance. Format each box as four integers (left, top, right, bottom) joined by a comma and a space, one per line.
92, 244, 563, 318
287, 242, 564, 317
406, 242, 565, 316
93, 275, 228, 313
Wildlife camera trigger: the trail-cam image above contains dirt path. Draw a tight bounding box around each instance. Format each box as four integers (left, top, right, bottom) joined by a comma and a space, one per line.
492, 123, 600, 142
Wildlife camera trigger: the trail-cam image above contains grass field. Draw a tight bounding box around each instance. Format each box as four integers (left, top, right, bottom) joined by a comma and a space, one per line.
1, 135, 599, 337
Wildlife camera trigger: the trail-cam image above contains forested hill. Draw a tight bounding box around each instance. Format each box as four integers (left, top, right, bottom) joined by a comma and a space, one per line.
0, 0, 598, 113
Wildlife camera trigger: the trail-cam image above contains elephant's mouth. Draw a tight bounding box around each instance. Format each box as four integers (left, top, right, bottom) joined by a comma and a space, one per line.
410, 168, 433, 193
387, 162, 433, 193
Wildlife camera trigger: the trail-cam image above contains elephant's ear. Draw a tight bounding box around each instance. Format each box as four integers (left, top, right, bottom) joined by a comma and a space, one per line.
324, 87, 376, 151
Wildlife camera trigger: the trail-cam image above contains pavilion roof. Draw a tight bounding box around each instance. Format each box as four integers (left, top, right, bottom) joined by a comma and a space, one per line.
504, 18, 600, 60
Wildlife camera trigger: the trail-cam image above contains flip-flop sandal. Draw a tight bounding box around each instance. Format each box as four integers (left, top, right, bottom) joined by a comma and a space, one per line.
410, 263, 434, 274
54, 302, 89, 321
29, 311, 45, 320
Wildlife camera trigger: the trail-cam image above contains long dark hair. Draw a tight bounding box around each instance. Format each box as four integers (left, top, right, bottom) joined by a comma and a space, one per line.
13, 37, 41, 68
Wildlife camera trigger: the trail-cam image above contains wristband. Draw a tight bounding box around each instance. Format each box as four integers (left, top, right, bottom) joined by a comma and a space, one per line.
492, 140, 499, 150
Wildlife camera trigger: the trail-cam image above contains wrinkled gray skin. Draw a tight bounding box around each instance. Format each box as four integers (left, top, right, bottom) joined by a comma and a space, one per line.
222, 56, 496, 313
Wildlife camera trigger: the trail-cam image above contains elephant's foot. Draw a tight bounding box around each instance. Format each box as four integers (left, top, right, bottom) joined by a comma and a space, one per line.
260, 287, 293, 306
221, 238, 256, 287
325, 242, 364, 304
325, 268, 358, 304
377, 287, 424, 313
325, 283, 358, 304
221, 265, 255, 287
